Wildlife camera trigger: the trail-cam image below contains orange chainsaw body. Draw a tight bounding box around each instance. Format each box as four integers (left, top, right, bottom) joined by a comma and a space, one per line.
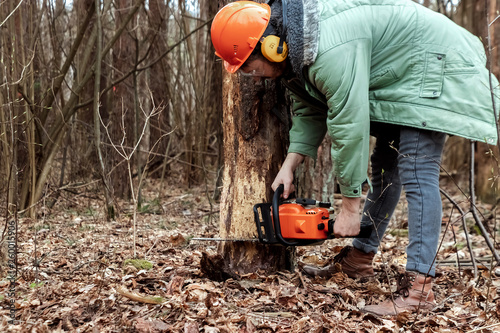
278, 203, 330, 239
253, 184, 372, 246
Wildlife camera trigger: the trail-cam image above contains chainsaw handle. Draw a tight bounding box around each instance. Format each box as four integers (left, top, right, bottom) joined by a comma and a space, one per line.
295, 197, 332, 208
272, 185, 372, 244
273, 185, 319, 246
273, 185, 301, 246
327, 219, 372, 238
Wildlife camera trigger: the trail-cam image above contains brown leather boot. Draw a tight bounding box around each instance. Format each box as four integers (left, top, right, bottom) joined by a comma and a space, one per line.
302, 246, 375, 279
363, 272, 436, 316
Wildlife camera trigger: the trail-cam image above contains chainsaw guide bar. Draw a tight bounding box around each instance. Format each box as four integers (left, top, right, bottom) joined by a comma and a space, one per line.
190, 237, 259, 242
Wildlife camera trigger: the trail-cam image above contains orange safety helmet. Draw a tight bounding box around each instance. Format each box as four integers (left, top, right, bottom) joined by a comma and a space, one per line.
211, 1, 271, 73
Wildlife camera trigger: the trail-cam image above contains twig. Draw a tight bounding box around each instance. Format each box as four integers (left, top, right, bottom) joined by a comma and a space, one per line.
440, 188, 477, 277
469, 142, 500, 264
485, 1, 500, 149
69, 259, 101, 275
145, 238, 159, 259
489, 15, 500, 27
467, 322, 500, 332
248, 312, 295, 319
0, 0, 24, 28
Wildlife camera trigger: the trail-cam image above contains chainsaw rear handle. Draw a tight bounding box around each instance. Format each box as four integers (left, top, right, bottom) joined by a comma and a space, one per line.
295, 197, 331, 208
275, 184, 372, 241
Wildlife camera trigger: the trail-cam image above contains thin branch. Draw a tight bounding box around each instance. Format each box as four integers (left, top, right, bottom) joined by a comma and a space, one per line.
470, 142, 500, 264
0, 0, 24, 27
486, 0, 500, 158
0, 48, 35, 88
75, 18, 213, 111
440, 188, 478, 277
489, 14, 500, 27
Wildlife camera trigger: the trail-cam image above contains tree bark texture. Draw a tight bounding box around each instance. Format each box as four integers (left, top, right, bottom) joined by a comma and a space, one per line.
217, 73, 294, 276
109, 0, 143, 199
295, 136, 335, 203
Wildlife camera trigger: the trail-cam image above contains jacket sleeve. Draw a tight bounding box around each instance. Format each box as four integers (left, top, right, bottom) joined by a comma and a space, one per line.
287, 94, 328, 160
307, 39, 372, 197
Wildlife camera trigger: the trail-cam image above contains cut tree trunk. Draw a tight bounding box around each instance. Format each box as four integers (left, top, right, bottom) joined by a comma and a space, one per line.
202, 72, 295, 280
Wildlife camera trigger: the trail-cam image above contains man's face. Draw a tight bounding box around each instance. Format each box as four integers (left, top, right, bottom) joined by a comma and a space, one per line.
239, 59, 286, 81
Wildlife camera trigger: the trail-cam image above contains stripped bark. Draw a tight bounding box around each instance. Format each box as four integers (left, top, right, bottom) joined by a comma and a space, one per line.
215, 72, 294, 277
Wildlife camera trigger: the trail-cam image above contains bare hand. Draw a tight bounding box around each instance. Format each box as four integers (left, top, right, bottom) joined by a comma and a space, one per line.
271, 153, 305, 199
334, 196, 361, 237
271, 168, 295, 199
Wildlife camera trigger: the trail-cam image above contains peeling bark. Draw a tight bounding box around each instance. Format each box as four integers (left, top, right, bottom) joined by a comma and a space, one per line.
216, 72, 294, 277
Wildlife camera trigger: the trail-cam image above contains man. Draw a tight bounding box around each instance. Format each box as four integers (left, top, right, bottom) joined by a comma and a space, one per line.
211, 0, 499, 315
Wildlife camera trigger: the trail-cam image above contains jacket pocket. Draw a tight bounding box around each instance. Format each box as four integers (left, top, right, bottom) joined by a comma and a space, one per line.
420, 52, 446, 98
369, 66, 398, 88
444, 61, 477, 75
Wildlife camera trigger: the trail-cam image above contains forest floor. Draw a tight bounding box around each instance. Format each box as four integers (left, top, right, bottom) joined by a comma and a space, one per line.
1, 177, 500, 332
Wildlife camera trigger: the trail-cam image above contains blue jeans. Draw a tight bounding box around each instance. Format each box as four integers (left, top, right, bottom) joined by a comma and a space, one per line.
352, 123, 447, 277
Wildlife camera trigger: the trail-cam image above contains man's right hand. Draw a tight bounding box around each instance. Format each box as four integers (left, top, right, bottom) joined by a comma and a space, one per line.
334, 196, 362, 237
271, 153, 305, 199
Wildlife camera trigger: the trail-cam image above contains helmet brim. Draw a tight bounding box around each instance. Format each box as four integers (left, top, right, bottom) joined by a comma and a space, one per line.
224, 60, 242, 73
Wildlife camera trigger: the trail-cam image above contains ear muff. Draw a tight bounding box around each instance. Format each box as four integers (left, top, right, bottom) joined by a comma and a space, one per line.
261, 0, 288, 63
260, 35, 288, 62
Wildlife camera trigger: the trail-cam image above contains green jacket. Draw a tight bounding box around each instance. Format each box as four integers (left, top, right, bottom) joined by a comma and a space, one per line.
286, 0, 499, 197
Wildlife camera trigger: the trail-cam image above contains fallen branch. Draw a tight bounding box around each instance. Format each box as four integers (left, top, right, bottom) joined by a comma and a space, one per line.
116, 285, 165, 304
468, 322, 500, 333
248, 312, 295, 318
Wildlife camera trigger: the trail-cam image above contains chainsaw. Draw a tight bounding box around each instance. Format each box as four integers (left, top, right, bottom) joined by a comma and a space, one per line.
253, 184, 372, 246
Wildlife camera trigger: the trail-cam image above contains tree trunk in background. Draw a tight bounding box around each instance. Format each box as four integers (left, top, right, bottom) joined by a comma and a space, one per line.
477, 0, 500, 203
296, 136, 335, 203
148, 0, 172, 181
110, 0, 137, 199
74, 0, 97, 183
441, 0, 500, 203
207, 0, 224, 202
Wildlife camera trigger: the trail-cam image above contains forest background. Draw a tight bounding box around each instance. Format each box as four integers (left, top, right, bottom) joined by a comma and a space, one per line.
1, 0, 500, 332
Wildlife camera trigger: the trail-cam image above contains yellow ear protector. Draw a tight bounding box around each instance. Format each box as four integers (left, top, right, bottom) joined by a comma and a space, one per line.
261, 35, 288, 62
261, 0, 288, 63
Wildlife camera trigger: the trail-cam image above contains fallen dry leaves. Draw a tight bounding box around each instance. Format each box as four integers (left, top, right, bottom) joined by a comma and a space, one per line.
0, 179, 499, 332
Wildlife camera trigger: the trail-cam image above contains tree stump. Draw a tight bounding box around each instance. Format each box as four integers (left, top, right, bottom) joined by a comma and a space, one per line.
205, 73, 294, 279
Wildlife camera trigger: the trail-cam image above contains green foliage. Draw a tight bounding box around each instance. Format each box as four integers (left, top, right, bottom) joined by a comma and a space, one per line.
84, 207, 98, 217
389, 228, 409, 237
123, 259, 153, 270
158, 219, 178, 230
78, 224, 95, 232
138, 198, 163, 214
466, 218, 483, 235
152, 296, 165, 303
65, 238, 76, 246
30, 281, 44, 289
472, 225, 482, 235
33, 224, 51, 231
